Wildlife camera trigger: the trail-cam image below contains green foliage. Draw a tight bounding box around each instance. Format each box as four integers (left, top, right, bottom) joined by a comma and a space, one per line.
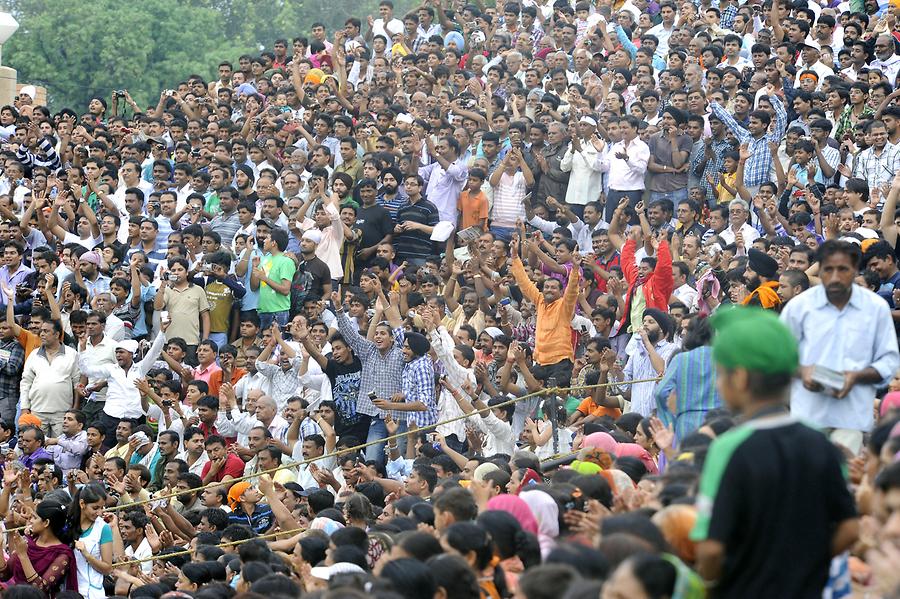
0, 0, 420, 112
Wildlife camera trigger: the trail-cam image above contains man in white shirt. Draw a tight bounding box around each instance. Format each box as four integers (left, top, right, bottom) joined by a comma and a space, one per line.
646, 2, 677, 57
599, 115, 650, 222
118, 510, 154, 574
77, 325, 168, 449
870, 35, 900, 87
718, 199, 760, 250
367, 1, 404, 44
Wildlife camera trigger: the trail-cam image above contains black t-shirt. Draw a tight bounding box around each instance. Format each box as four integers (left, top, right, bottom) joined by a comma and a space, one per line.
355, 204, 393, 255
693, 416, 857, 599
394, 198, 440, 262
324, 356, 363, 436
290, 256, 330, 316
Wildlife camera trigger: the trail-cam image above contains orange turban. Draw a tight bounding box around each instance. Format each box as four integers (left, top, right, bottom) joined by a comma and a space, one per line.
18, 413, 42, 428
227, 481, 251, 509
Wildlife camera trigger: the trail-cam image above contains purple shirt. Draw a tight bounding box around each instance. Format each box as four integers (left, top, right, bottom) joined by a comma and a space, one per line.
0, 263, 33, 304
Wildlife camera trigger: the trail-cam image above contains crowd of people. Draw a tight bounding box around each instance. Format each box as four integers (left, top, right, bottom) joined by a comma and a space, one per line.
0, 0, 899, 596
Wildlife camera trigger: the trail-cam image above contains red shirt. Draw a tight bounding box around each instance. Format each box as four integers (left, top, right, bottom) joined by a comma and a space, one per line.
201, 453, 245, 482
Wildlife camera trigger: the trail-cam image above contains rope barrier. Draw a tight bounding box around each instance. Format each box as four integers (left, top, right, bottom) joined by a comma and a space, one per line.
109, 526, 307, 567
100, 375, 661, 511
107, 447, 585, 567
0, 375, 660, 534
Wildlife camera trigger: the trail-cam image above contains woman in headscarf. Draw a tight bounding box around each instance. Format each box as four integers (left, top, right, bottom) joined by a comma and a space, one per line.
651, 505, 698, 565
519, 490, 560, 559
615, 442, 660, 475
485, 494, 539, 536
506, 467, 541, 495
581, 431, 618, 453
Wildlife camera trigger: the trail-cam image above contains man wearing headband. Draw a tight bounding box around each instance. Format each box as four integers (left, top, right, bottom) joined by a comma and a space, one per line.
692, 307, 859, 597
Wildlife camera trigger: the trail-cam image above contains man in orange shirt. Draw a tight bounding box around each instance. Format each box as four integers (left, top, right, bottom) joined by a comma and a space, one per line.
510, 238, 580, 386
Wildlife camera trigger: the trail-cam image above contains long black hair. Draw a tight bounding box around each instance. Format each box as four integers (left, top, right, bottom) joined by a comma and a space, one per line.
36, 499, 71, 544
66, 482, 108, 536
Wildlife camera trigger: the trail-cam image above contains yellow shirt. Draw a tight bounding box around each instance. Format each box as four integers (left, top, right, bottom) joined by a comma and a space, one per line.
717, 172, 737, 203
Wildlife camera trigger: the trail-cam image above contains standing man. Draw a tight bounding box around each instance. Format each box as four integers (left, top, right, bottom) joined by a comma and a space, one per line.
78, 311, 117, 427
252, 229, 296, 330
77, 325, 169, 450
509, 237, 580, 386
419, 136, 468, 228
781, 241, 900, 454
692, 307, 858, 597
20, 320, 79, 438
154, 257, 210, 364
600, 116, 650, 223
710, 94, 786, 197
333, 282, 405, 463
647, 108, 693, 204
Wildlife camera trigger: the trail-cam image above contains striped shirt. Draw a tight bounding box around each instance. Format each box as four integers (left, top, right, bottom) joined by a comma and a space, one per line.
490, 171, 528, 228
16, 138, 62, 173
619, 339, 677, 417
336, 310, 405, 418
710, 95, 787, 188
653, 346, 722, 442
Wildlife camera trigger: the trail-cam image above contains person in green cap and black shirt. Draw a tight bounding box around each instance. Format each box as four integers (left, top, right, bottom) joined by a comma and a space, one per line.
691, 306, 859, 598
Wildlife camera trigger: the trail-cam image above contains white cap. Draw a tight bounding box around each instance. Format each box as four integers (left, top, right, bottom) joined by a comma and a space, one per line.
302, 229, 323, 244
115, 339, 139, 354
310, 562, 365, 580
19, 85, 36, 100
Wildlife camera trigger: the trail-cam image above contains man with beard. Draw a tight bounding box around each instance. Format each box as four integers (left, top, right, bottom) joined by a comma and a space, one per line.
376, 167, 407, 222
781, 241, 900, 454
617, 308, 677, 416
742, 248, 782, 310
234, 164, 258, 203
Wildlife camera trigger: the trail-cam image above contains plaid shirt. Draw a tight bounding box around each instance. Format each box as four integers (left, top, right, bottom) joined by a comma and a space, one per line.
710, 95, 787, 188
336, 310, 405, 418
400, 355, 438, 427
852, 144, 900, 191
0, 338, 24, 402
698, 137, 734, 202
721, 3, 738, 30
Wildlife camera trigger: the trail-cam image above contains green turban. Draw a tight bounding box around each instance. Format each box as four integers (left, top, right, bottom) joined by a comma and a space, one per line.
710, 307, 798, 375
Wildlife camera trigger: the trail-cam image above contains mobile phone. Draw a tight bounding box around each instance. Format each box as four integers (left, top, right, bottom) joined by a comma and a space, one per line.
368, 391, 378, 401
160, 310, 170, 322
162, 400, 173, 407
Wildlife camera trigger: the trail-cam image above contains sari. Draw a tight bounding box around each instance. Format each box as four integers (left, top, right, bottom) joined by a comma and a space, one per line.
0, 535, 78, 596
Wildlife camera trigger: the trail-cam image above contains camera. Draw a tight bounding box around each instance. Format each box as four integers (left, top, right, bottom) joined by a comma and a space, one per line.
114, 90, 126, 97
167, 273, 178, 282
